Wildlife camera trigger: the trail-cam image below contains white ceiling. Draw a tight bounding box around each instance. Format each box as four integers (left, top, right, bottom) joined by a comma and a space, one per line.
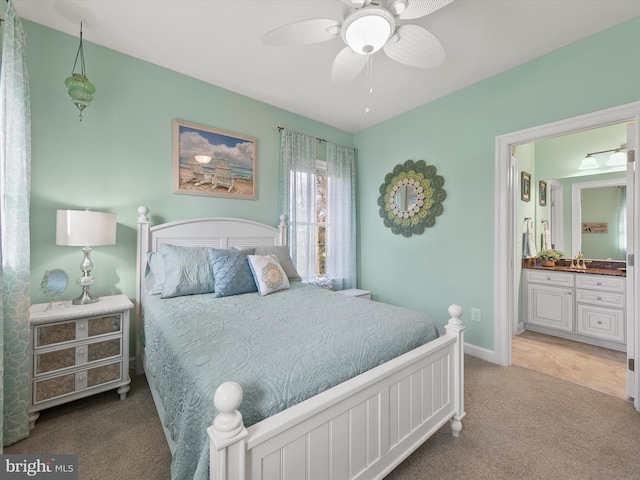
13, 0, 640, 133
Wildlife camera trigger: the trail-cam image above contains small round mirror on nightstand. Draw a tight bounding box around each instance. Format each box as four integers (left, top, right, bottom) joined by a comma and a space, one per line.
41, 269, 68, 309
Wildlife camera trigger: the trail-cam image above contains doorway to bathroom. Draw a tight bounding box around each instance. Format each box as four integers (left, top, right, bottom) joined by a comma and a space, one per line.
511, 123, 629, 400
493, 101, 640, 411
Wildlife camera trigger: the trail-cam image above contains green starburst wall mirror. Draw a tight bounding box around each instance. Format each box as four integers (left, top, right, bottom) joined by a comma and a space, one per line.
377, 159, 447, 237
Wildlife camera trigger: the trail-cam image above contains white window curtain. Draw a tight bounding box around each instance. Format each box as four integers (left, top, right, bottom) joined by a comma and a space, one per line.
279, 129, 318, 283
278, 129, 356, 289
326, 142, 356, 290
1, 0, 32, 448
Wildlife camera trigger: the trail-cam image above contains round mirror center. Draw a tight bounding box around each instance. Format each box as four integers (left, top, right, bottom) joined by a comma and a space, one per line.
394, 185, 418, 212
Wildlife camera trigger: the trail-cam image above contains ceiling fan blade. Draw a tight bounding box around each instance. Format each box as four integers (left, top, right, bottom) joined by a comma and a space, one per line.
383, 24, 445, 68
398, 0, 453, 20
262, 19, 340, 46
331, 47, 369, 84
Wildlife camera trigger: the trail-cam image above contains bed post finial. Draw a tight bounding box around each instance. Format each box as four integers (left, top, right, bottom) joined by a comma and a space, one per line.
445, 304, 465, 438
137, 206, 149, 223
208, 382, 248, 480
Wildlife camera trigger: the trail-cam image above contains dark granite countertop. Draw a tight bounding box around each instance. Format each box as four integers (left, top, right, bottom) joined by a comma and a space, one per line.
523, 259, 626, 277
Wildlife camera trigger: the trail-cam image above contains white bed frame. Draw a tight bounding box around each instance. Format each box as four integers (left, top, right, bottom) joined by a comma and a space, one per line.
135, 206, 465, 480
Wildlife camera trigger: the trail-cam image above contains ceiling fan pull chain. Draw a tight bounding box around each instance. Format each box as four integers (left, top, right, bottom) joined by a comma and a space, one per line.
365, 54, 373, 114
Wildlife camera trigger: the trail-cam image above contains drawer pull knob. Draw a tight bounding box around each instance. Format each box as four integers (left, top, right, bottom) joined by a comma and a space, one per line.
596, 282, 602, 285
597, 320, 603, 325
597, 296, 602, 300
547, 277, 551, 280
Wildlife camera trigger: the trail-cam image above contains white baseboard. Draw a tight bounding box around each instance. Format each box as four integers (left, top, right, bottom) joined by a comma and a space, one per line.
464, 342, 500, 364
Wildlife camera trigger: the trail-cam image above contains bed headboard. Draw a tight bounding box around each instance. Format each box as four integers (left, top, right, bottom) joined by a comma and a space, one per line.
134, 206, 287, 372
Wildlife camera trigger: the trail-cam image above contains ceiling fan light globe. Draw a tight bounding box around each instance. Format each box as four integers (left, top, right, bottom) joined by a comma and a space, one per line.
342, 7, 395, 55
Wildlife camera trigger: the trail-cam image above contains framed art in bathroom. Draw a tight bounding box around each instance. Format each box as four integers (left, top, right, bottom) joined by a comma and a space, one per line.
521, 171, 531, 202
538, 180, 547, 206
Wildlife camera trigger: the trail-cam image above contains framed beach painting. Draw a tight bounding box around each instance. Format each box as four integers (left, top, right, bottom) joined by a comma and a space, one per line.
173, 119, 257, 199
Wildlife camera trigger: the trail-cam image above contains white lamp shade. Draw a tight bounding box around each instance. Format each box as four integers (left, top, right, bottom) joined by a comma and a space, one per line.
56, 210, 117, 246
607, 150, 627, 167
578, 155, 599, 170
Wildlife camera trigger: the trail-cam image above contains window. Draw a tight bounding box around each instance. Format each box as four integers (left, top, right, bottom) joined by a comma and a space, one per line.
315, 161, 327, 277
279, 129, 355, 289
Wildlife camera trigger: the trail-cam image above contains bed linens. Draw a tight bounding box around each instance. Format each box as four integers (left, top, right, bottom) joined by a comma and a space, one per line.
142, 282, 439, 480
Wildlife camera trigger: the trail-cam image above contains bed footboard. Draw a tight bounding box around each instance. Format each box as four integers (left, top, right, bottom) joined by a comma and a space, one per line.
208, 305, 465, 480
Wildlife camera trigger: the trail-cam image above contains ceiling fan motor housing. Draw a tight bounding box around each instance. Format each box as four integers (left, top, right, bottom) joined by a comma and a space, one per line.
341, 6, 396, 55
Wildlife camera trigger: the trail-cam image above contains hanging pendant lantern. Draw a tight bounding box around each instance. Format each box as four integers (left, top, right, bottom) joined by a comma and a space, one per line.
65, 23, 95, 120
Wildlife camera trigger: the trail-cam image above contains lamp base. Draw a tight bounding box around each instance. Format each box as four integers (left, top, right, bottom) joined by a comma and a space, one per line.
72, 287, 99, 305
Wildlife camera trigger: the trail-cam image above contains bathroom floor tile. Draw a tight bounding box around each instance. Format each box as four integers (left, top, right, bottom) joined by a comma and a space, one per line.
512, 331, 628, 401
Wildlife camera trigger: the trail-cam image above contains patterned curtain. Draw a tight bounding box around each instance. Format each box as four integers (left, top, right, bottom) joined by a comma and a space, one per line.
1, 0, 32, 448
278, 129, 317, 282
326, 143, 356, 290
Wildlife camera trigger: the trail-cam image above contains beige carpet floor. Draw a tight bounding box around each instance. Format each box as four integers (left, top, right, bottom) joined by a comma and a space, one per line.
7, 355, 640, 480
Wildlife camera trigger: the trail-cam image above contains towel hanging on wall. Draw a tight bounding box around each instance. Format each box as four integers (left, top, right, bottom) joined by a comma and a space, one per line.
541, 220, 552, 250
523, 218, 537, 258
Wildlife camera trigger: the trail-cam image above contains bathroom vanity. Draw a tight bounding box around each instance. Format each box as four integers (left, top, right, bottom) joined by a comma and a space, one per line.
523, 262, 626, 351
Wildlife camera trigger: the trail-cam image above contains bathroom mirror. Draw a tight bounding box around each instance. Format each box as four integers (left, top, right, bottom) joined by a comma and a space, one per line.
571, 178, 627, 260
378, 159, 446, 237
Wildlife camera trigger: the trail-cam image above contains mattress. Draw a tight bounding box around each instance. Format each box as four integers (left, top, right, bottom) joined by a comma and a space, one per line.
142, 282, 440, 480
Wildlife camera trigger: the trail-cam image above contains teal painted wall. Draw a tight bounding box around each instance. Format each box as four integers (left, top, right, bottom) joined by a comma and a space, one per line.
354, 17, 640, 349
26, 15, 640, 354
26, 21, 353, 314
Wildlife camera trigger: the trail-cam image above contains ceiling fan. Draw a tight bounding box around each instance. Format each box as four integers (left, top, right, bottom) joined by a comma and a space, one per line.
262, 0, 453, 85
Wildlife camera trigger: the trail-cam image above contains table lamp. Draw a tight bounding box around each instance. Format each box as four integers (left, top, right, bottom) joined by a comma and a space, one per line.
56, 209, 117, 305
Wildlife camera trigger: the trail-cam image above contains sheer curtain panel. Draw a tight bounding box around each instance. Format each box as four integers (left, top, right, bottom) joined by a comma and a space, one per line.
1, 0, 32, 448
278, 129, 356, 289
278, 129, 317, 283
326, 143, 356, 290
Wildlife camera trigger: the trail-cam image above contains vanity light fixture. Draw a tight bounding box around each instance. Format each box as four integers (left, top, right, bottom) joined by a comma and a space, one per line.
579, 146, 627, 170
65, 22, 96, 121
606, 148, 627, 167
577, 154, 599, 170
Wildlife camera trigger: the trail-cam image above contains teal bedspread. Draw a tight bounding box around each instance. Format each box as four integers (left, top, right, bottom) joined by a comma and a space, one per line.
142, 282, 439, 480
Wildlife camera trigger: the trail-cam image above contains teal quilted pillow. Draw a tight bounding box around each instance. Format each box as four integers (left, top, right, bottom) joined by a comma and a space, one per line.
209, 248, 257, 297
160, 244, 215, 299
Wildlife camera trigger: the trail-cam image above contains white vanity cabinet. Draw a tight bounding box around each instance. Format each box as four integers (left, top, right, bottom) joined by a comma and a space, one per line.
575, 274, 625, 344
524, 271, 574, 332
524, 270, 626, 351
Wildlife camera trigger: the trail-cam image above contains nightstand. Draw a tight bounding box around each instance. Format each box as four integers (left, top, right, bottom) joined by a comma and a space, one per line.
337, 288, 372, 300
29, 294, 133, 429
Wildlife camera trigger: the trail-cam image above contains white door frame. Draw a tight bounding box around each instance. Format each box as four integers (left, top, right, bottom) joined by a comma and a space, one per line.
494, 101, 640, 411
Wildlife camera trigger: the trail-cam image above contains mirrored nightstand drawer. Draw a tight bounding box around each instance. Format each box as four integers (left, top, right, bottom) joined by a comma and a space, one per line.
33, 360, 123, 405
35, 338, 122, 375
35, 315, 121, 347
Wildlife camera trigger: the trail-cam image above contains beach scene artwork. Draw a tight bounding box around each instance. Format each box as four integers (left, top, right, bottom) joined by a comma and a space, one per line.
173, 119, 256, 199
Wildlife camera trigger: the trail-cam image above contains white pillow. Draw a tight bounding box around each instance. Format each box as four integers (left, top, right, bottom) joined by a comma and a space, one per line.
247, 254, 290, 296
235, 245, 301, 282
